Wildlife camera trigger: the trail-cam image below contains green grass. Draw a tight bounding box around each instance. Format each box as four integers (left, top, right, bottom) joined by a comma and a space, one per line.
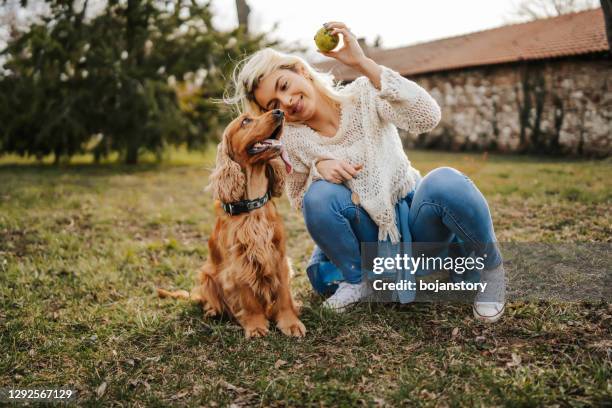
1, 149, 610, 406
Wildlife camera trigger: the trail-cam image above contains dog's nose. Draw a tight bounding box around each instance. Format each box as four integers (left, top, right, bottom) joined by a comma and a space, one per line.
272, 109, 284, 119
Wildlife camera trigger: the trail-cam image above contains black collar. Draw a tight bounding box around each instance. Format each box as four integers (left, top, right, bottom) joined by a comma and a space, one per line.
221, 191, 271, 216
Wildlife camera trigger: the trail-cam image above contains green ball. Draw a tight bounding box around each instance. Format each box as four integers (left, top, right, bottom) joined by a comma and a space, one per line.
314, 27, 339, 52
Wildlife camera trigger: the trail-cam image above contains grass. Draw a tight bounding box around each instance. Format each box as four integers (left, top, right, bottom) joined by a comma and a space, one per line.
0, 148, 610, 406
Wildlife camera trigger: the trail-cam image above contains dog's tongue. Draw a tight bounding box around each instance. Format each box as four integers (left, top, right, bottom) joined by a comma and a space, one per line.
280, 146, 292, 174
260, 137, 292, 173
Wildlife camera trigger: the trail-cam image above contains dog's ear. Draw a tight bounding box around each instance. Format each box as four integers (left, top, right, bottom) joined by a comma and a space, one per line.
207, 131, 245, 203
266, 157, 286, 198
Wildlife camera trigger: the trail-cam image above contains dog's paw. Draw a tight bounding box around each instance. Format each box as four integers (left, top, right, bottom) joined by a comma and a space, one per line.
203, 304, 218, 318
244, 325, 269, 339
277, 318, 306, 338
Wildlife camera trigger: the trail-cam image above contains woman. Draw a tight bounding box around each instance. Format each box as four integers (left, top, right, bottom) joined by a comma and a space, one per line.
225, 22, 505, 323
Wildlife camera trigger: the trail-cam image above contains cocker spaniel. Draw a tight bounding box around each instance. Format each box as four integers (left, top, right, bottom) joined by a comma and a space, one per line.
158, 109, 306, 339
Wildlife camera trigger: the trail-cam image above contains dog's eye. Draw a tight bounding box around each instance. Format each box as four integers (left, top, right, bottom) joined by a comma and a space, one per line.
241, 117, 252, 127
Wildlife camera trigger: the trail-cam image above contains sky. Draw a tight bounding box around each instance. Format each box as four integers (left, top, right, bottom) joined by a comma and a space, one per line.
209, 0, 529, 61
0, 0, 599, 64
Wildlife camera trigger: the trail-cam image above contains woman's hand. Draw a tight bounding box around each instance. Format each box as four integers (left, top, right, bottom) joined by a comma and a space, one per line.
316, 159, 363, 184
318, 22, 367, 68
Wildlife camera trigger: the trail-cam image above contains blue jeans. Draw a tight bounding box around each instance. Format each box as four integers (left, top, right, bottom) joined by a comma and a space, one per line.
302, 167, 502, 291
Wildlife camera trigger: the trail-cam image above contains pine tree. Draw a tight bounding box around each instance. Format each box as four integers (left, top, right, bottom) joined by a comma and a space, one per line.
0, 0, 273, 164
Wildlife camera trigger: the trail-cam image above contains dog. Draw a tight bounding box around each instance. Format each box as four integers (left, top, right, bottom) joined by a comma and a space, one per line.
158, 109, 306, 339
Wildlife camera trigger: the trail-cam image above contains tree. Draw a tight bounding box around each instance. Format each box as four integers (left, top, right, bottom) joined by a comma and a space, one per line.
509, 0, 599, 21
235, 0, 250, 33
0, 0, 274, 164
0, 1, 93, 163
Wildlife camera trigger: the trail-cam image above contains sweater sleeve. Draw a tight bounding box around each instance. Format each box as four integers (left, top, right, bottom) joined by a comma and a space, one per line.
283, 129, 313, 210
285, 169, 309, 210
287, 161, 332, 210
283, 127, 338, 210
362, 65, 442, 134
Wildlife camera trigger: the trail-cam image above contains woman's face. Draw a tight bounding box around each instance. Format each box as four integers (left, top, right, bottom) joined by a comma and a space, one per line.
253, 66, 316, 123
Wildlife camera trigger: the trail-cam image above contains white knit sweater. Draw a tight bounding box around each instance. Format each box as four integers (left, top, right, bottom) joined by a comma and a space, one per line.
282, 65, 442, 243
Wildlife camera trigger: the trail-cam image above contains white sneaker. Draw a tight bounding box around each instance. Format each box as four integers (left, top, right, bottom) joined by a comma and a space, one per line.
473, 262, 506, 323
322, 281, 372, 313
473, 302, 505, 323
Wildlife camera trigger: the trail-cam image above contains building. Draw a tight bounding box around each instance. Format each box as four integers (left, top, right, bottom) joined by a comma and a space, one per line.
313, 8, 611, 156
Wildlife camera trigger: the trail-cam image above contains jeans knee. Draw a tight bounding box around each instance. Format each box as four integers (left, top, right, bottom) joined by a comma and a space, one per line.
420, 167, 466, 199
427, 166, 464, 183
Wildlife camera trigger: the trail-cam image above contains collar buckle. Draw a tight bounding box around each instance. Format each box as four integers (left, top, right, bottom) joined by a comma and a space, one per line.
221, 191, 270, 216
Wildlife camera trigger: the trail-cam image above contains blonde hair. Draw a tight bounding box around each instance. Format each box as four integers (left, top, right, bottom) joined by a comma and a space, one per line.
221, 47, 355, 117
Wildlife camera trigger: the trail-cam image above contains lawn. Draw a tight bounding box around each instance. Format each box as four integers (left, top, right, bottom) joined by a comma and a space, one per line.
1, 148, 610, 406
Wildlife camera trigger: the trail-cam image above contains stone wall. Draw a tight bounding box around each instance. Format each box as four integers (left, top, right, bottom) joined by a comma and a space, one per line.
402, 56, 611, 157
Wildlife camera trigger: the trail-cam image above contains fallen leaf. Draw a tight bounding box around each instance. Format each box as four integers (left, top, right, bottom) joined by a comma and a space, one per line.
506, 353, 522, 367
420, 389, 436, 399
219, 380, 246, 394
96, 381, 107, 398
274, 359, 287, 369
170, 390, 188, 400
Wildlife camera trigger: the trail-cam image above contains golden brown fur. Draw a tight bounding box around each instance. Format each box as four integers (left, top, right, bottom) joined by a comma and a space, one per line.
158, 110, 305, 339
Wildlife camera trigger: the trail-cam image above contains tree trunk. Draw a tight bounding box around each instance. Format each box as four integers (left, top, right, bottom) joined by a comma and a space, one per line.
125, 145, 139, 165
235, 0, 251, 33
54, 147, 61, 165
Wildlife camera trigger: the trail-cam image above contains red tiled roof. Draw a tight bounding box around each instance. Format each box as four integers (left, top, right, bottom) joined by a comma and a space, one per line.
312, 8, 609, 80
